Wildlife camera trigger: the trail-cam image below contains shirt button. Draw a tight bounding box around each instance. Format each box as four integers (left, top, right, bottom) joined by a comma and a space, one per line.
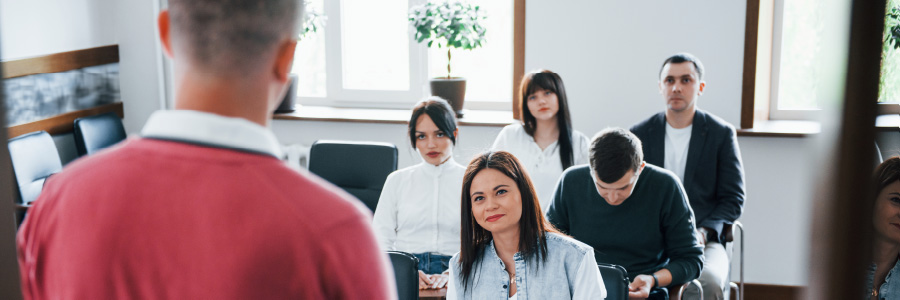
503, 285, 508, 289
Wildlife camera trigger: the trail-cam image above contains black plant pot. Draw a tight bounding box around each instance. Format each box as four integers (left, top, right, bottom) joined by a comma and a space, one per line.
429, 77, 466, 118
275, 74, 299, 113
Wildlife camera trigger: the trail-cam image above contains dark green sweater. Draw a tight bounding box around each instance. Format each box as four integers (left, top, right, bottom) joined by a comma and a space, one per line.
546, 164, 703, 286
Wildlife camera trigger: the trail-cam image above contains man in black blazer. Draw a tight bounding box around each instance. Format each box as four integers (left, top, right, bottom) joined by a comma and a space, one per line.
630, 53, 745, 300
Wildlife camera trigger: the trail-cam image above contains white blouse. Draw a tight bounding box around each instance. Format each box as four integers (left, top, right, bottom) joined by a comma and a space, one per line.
372, 159, 465, 256
491, 123, 590, 212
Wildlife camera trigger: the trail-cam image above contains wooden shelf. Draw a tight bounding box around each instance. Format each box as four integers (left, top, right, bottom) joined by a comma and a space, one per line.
2, 45, 119, 79
7, 102, 124, 138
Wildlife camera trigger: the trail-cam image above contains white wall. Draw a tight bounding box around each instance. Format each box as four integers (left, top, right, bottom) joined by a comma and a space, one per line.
0, 0, 117, 60
114, 0, 165, 134
526, 1, 745, 129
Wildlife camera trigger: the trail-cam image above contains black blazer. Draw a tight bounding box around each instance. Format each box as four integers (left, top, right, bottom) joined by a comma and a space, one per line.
630, 109, 746, 243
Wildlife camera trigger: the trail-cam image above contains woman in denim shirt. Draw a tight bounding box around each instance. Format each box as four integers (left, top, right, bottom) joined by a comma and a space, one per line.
867, 157, 900, 299
446, 151, 606, 299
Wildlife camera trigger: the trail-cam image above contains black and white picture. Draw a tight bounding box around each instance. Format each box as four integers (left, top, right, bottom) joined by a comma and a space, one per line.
3, 63, 120, 126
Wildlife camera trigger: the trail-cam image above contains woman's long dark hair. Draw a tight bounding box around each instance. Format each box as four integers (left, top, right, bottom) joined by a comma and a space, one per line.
457, 151, 559, 291
520, 70, 576, 170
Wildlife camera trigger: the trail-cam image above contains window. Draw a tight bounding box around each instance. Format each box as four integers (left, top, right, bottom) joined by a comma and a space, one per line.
768, 0, 822, 120
291, 0, 515, 111
756, 0, 900, 122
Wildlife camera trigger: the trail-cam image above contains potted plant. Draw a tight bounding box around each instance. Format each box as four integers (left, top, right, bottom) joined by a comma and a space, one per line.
277, 3, 326, 113
409, 1, 487, 117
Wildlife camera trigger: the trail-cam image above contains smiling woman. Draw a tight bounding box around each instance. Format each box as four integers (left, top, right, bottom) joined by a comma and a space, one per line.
867, 157, 900, 299
447, 150, 606, 300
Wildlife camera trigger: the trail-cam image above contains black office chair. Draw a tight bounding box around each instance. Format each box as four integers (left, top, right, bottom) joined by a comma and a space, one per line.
388, 251, 420, 300
308, 140, 398, 212
8, 131, 63, 225
73, 112, 126, 156
598, 263, 629, 300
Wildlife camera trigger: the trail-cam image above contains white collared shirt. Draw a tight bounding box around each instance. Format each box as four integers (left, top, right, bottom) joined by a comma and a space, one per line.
491, 123, 590, 212
664, 122, 692, 181
372, 159, 465, 256
141, 110, 283, 158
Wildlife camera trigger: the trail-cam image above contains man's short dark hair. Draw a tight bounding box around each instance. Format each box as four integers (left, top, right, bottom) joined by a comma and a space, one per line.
659, 53, 705, 80
168, 0, 302, 73
589, 128, 644, 183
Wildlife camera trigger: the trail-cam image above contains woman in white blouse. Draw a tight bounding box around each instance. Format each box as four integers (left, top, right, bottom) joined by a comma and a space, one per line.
492, 70, 590, 212
373, 97, 465, 290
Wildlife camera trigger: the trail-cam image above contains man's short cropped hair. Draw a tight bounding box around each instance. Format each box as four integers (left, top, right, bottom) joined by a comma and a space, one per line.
659, 53, 705, 80
168, 0, 302, 73
589, 128, 644, 183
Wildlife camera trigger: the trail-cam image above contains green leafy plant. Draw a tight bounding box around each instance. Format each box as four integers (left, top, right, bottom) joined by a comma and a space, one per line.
409, 1, 487, 78
299, 2, 326, 41
885, 6, 900, 50
880, 4, 900, 102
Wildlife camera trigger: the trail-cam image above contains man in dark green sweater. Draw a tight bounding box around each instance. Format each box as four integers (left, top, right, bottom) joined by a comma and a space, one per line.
547, 128, 703, 300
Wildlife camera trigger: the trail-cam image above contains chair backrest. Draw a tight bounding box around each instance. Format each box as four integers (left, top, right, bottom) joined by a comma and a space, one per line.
388, 251, 419, 300
73, 112, 126, 156
8, 131, 63, 205
308, 140, 398, 212
598, 263, 629, 300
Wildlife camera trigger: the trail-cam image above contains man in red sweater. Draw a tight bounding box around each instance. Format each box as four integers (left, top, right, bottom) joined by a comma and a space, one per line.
16, 1, 396, 299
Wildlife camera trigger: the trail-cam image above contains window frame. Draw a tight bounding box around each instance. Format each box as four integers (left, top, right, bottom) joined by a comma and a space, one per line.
765, 0, 821, 121
295, 0, 524, 115
741, 0, 894, 134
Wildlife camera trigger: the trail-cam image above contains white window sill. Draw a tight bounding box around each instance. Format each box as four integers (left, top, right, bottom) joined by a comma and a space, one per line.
273, 105, 515, 127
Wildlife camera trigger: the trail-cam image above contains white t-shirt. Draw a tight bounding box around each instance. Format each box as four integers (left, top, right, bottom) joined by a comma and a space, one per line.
372, 160, 465, 256
491, 123, 590, 213
664, 122, 692, 181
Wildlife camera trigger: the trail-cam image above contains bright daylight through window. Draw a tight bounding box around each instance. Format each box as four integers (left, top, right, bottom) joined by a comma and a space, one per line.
772, 0, 900, 120
290, 0, 513, 109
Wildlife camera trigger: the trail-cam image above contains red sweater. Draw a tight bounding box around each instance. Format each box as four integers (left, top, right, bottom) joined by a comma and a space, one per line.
17, 138, 396, 299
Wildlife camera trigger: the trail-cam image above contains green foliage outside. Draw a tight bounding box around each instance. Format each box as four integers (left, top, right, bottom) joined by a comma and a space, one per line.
881, 0, 900, 103
409, 1, 487, 78
299, 1, 326, 41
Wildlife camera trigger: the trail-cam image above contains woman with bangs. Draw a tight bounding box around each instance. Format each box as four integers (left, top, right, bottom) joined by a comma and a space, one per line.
373, 97, 465, 290
446, 151, 606, 300
491, 70, 590, 213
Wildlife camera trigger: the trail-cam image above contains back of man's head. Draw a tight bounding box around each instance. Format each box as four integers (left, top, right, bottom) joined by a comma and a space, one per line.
659, 52, 705, 80
589, 128, 644, 183
167, 0, 302, 75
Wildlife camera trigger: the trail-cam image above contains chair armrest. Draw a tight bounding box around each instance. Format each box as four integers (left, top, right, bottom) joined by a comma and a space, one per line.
723, 223, 734, 243
671, 279, 702, 300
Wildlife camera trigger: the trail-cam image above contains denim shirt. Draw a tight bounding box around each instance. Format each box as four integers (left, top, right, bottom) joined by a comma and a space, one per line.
866, 258, 900, 300
447, 232, 606, 300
